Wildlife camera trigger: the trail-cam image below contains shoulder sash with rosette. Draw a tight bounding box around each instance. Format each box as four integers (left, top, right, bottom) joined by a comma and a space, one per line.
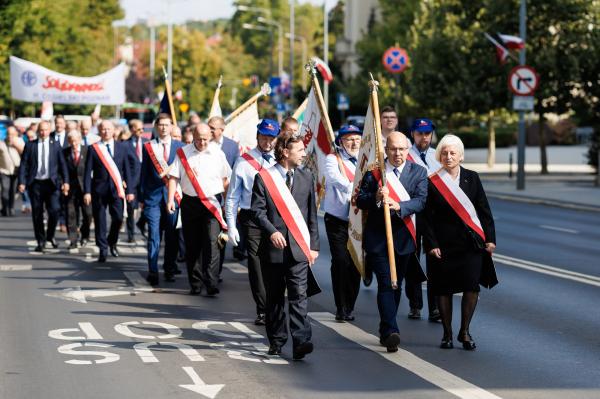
92, 142, 125, 199
429, 168, 486, 241
145, 141, 182, 205
258, 166, 311, 260
176, 147, 227, 230
371, 167, 417, 244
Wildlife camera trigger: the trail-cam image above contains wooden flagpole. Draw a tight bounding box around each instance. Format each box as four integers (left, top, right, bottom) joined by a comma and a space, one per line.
369, 73, 398, 289
162, 66, 177, 126
224, 83, 271, 124
209, 75, 223, 117
292, 97, 308, 119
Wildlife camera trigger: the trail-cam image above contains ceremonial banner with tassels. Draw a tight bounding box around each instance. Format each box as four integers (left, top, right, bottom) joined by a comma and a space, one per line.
160, 67, 177, 126
223, 83, 270, 154
209, 76, 223, 118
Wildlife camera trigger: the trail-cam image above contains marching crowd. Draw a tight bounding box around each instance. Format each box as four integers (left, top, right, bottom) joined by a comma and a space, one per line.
0, 107, 498, 360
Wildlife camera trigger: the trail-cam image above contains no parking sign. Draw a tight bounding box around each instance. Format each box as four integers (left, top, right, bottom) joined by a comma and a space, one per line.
382, 47, 410, 74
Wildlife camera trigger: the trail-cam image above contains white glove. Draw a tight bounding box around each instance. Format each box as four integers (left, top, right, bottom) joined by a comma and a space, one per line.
228, 227, 240, 247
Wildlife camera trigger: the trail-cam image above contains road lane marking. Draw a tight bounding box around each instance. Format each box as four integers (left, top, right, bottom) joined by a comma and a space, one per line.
539, 224, 579, 234
223, 262, 248, 274
494, 253, 600, 287
0, 264, 32, 271
124, 271, 154, 292
45, 287, 133, 303
310, 312, 503, 399
179, 366, 225, 398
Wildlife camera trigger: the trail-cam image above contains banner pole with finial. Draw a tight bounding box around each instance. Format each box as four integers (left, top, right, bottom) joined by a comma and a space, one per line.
162, 66, 177, 126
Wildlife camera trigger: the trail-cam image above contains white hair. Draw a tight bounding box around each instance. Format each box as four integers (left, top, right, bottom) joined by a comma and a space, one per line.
435, 134, 465, 162
67, 130, 82, 140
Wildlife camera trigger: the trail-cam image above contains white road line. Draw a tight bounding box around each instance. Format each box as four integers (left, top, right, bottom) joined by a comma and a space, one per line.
310, 312, 503, 399
124, 271, 154, 292
223, 262, 248, 274
539, 224, 579, 234
0, 264, 33, 271
494, 253, 600, 287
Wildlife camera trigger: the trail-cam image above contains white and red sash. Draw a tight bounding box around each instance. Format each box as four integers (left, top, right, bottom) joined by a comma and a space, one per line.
372, 166, 417, 243
92, 142, 125, 199
339, 154, 355, 182
145, 141, 182, 205
259, 166, 312, 260
176, 147, 227, 230
241, 151, 263, 172
407, 146, 440, 176
429, 168, 486, 241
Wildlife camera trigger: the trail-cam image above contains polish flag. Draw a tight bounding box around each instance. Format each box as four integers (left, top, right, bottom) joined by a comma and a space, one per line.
498, 33, 525, 50
311, 56, 333, 83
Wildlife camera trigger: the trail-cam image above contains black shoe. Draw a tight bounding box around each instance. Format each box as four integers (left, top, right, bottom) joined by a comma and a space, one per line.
176, 256, 185, 263
293, 341, 313, 360
98, 252, 107, 263
68, 242, 78, 250
440, 332, 454, 349
136, 221, 147, 238
428, 309, 442, 323
146, 273, 159, 286
408, 308, 421, 320
457, 331, 476, 350
109, 245, 119, 257
382, 333, 401, 353
34, 244, 45, 253
343, 312, 355, 322
254, 314, 266, 326
80, 238, 89, 247
47, 238, 59, 249
164, 274, 175, 282
363, 267, 373, 287
267, 345, 282, 356
206, 287, 220, 297
189, 287, 202, 296
335, 309, 345, 322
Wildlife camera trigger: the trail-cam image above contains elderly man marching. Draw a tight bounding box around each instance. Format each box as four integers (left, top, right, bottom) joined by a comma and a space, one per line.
167, 123, 231, 297
405, 118, 442, 322
322, 125, 362, 322
356, 131, 428, 353
140, 113, 185, 286
225, 119, 279, 325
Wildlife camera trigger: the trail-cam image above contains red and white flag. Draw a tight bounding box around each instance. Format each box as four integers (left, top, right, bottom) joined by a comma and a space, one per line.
484, 32, 512, 65
498, 33, 525, 50
311, 56, 333, 83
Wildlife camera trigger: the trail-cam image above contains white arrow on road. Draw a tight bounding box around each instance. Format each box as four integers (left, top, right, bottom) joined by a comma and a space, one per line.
44, 287, 133, 304
179, 366, 224, 398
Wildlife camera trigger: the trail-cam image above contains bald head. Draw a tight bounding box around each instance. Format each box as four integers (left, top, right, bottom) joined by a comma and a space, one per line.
385, 131, 410, 167
193, 123, 212, 152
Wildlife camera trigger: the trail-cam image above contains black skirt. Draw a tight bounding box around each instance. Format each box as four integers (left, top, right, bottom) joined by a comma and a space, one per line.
428, 249, 483, 295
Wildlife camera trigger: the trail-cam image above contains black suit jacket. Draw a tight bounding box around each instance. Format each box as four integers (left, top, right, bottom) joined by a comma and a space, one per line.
422, 167, 496, 255
63, 145, 88, 192
18, 138, 69, 189
83, 142, 133, 199
51, 131, 69, 149
356, 161, 428, 256
251, 166, 319, 264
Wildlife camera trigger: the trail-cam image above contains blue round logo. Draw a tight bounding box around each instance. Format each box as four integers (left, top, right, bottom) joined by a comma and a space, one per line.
21, 71, 37, 86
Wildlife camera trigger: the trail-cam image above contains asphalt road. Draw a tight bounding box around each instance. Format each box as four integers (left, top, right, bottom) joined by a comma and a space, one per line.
0, 198, 599, 399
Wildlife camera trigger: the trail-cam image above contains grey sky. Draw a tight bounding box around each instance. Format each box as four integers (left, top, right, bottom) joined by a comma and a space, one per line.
119, 0, 335, 26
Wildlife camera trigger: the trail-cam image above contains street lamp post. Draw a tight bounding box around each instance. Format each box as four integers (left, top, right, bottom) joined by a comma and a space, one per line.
242, 23, 274, 78
285, 33, 308, 92
235, 3, 271, 18
258, 16, 283, 78
289, 0, 294, 103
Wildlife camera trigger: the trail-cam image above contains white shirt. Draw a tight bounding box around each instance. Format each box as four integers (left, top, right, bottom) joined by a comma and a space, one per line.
322, 150, 357, 221
224, 147, 275, 225
275, 163, 294, 187
156, 136, 172, 161
101, 139, 116, 157
210, 136, 224, 150
36, 138, 51, 179
387, 158, 407, 177
169, 143, 231, 197
55, 131, 66, 147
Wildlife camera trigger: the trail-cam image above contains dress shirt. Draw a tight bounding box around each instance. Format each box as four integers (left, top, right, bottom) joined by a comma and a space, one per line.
322, 150, 356, 221
224, 147, 275, 225
210, 136, 224, 150
169, 143, 231, 198
156, 136, 171, 161
55, 131, 66, 147
36, 138, 50, 180
101, 139, 115, 157
275, 163, 293, 188
387, 158, 407, 179
72, 144, 83, 165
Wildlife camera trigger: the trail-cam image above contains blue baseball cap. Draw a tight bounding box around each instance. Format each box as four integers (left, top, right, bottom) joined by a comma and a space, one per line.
336, 124, 362, 145
411, 118, 435, 133
257, 119, 280, 137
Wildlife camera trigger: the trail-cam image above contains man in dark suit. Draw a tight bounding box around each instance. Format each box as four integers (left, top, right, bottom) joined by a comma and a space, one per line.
356, 131, 428, 353
251, 133, 319, 360
83, 120, 134, 262
63, 131, 92, 249
51, 115, 69, 149
140, 114, 185, 286
124, 119, 148, 242
18, 121, 70, 252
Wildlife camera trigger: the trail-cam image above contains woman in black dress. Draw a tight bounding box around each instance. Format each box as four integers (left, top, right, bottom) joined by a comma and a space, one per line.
423, 134, 496, 350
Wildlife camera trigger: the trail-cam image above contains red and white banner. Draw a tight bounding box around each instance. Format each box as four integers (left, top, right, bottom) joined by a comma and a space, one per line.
145, 141, 182, 205
259, 166, 311, 261
223, 101, 259, 154
498, 33, 525, 50
407, 146, 440, 176
429, 168, 485, 241
10, 56, 125, 105
176, 147, 227, 230
92, 143, 125, 199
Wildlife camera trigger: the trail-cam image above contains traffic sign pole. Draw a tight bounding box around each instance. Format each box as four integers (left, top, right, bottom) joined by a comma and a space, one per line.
517, 0, 527, 190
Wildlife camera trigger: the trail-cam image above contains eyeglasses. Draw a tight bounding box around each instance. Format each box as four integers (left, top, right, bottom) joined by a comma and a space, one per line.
386, 147, 408, 152
208, 125, 223, 131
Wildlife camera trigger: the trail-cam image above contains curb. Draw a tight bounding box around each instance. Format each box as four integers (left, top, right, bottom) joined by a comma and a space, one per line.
487, 192, 600, 213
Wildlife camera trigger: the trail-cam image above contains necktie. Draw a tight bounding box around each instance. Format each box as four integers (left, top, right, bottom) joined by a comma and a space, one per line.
393, 167, 400, 179
74, 148, 80, 166
137, 138, 142, 161
286, 170, 293, 190
163, 143, 168, 161
83, 136, 88, 146
106, 143, 112, 157
262, 153, 272, 163
420, 152, 428, 166
349, 156, 357, 165
40, 140, 47, 175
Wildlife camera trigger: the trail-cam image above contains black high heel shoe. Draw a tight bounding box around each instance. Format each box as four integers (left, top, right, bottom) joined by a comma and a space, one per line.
440, 331, 453, 349
457, 331, 476, 350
